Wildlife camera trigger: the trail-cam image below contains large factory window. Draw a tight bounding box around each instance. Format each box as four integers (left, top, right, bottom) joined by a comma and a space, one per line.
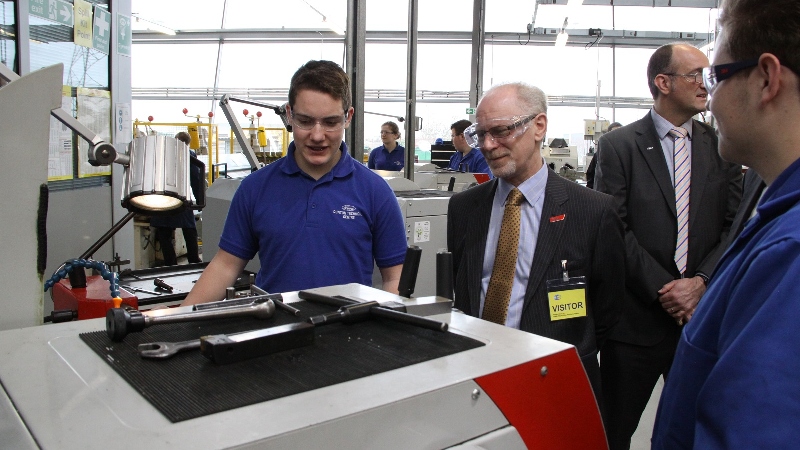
0, 1, 15, 73
29, 0, 112, 184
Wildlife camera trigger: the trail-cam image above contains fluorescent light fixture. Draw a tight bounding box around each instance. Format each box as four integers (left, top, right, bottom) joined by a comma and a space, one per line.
133, 15, 176, 36
555, 30, 569, 47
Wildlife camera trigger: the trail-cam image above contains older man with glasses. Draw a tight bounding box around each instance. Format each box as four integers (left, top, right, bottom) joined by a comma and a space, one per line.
183, 60, 407, 306
447, 82, 626, 406
652, 0, 800, 447
593, 43, 742, 450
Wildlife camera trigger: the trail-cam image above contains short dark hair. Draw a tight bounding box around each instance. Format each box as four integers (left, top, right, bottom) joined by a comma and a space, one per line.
382, 121, 400, 135
647, 44, 676, 99
450, 119, 472, 136
608, 122, 623, 131
288, 60, 351, 112
720, 0, 800, 78
175, 131, 191, 145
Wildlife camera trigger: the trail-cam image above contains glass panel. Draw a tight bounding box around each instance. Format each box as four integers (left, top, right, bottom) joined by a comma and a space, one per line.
217, 42, 345, 90
482, 45, 613, 98
0, 0, 16, 72
131, 0, 223, 30
132, 43, 220, 87
613, 47, 656, 98
366, 0, 408, 32
224, 0, 347, 31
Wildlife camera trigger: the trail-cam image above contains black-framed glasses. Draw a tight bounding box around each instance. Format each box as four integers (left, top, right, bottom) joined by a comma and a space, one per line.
663, 72, 704, 84
702, 59, 759, 95
464, 114, 539, 149
291, 111, 347, 132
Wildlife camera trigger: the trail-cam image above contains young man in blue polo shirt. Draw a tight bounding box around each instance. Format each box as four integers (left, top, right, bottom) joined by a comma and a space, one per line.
448, 119, 492, 177
183, 60, 407, 305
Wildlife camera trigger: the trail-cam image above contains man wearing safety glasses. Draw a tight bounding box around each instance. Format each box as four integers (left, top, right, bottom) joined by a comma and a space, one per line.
653, 0, 800, 447
447, 82, 626, 402
594, 43, 742, 450
183, 61, 407, 306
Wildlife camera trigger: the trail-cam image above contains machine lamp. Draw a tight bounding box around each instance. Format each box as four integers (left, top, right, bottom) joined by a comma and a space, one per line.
122, 135, 204, 216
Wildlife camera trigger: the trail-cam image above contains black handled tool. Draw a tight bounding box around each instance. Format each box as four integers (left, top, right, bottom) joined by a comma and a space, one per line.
397, 245, 422, 298
298, 291, 448, 332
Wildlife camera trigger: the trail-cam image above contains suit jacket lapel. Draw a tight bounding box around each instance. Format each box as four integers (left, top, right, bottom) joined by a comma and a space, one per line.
638, 114, 677, 217
689, 120, 710, 229
464, 180, 497, 315
522, 170, 568, 314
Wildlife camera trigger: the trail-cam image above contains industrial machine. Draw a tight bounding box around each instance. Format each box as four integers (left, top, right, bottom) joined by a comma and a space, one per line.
0, 283, 607, 449
542, 137, 580, 181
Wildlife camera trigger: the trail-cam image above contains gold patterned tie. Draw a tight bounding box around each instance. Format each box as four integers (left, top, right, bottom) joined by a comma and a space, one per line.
483, 188, 525, 325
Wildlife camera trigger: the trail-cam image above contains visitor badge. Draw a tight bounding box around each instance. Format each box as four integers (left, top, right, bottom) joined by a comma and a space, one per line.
546, 260, 587, 321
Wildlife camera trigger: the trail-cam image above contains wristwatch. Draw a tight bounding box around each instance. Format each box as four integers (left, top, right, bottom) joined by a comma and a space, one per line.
696, 272, 710, 286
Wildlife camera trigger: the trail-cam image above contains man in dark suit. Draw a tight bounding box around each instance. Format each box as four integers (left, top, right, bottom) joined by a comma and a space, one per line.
447, 82, 626, 401
594, 43, 742, 450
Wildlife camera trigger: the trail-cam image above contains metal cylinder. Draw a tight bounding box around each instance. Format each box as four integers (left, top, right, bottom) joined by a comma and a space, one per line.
121, 135, 192, 215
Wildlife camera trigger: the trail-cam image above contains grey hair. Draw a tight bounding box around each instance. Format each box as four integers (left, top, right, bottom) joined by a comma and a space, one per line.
480, 82, 548, 115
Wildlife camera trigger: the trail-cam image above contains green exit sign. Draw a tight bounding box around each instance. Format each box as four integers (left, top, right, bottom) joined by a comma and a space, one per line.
466, 108, 476, 115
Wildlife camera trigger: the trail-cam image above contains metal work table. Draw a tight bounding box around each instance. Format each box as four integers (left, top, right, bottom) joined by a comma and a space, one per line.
0, 284, 605, 449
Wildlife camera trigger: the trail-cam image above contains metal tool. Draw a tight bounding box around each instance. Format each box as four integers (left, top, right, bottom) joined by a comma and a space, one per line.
106, 298, 276, 341
201, 322, 315, 364
153, 278, 174, 292
120, 284, 162, 296
138, 338, 202, 359
298, 291, 449, 332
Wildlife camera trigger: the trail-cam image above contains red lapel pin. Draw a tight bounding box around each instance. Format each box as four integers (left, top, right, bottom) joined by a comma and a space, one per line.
549, 214, 566, 223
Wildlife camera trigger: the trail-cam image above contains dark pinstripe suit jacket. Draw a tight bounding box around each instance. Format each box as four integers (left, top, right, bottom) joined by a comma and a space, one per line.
595, 113, 741, 346
447, 168, 626, 358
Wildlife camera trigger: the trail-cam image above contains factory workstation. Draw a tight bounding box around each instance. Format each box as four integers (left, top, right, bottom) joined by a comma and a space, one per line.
4, 0, 800, 448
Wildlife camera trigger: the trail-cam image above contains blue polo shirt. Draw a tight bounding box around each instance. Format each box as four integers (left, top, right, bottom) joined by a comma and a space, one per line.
368, 144, 406, 171
448, 147, 493, 178
220, 141, 407, 293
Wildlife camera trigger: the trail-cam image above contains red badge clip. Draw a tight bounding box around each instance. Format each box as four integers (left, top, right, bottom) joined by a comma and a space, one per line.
549, 214, 566, 223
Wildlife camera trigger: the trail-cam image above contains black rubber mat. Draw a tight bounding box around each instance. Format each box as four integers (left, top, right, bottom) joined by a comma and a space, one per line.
80, 301, 483, 423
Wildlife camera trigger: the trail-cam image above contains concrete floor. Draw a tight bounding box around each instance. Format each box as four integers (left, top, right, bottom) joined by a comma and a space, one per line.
629, 377, 664, 450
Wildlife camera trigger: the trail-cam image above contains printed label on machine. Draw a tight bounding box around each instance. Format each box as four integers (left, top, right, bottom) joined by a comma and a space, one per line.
414, 221, 430, 243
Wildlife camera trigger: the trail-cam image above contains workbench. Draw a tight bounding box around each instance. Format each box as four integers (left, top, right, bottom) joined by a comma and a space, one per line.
0, 284, 606, 449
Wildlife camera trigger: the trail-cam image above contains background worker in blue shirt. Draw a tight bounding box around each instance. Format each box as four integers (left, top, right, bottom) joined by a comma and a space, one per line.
367, 121, 405, 171
448, 119, 493, 178
182, 60, 407, 306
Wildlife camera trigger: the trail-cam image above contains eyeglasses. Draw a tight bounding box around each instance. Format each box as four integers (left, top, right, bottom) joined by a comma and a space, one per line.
702, 59, 759, 96
464, 114, 539, 149
291, 111, 347, 132
663, 72, 703, 84
380, 130, 396, 135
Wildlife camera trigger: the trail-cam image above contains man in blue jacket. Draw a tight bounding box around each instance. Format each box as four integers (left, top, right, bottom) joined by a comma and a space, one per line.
448, 119, 492, 178
652, 0, 800, 447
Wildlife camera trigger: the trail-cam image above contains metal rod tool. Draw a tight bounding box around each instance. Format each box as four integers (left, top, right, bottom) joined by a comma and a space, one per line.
106, 299, 275, 342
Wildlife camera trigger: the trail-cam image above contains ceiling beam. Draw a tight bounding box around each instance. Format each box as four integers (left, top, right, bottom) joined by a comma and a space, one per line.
132, 28, 710, 49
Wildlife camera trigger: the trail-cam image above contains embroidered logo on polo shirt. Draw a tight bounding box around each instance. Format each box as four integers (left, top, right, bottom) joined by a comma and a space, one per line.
333, 204, 363, 220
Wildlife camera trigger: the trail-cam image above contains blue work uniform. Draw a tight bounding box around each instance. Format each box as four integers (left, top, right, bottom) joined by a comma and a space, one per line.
448, 147, 493, 178
651, 157, 800, 449
368, 144, 405, 171
220, 141, 407, 293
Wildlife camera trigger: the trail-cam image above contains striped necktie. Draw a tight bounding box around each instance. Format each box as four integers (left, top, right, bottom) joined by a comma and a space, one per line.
482, 188, 525, 325
670, 127, 690, 275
